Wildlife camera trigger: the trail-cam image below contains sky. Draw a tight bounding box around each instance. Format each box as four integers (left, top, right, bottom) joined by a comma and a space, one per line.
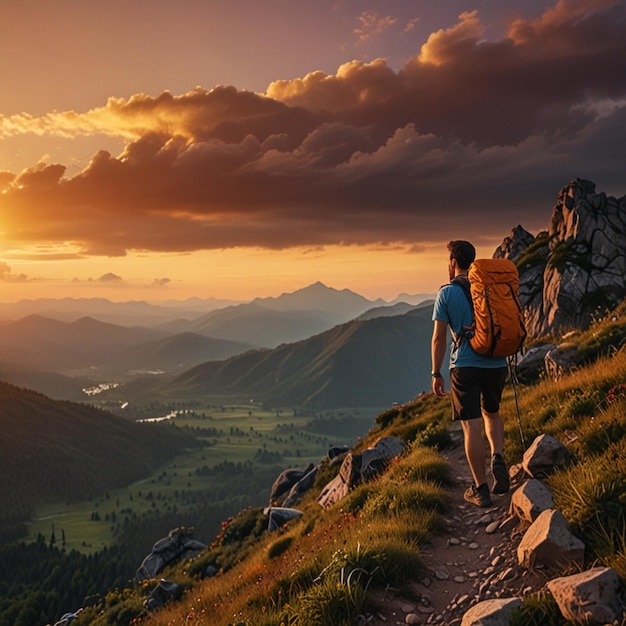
1, 0, 625, 304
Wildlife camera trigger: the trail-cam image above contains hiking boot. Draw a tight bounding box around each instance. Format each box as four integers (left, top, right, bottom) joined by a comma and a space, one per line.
491, 453, 510, 494
464, 483, 491, 508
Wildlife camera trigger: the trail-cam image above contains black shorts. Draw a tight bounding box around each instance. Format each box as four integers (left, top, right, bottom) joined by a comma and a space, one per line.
449, 367, 508, 421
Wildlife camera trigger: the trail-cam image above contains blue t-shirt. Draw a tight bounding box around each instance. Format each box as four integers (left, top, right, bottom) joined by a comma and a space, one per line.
432, 283, 507, 369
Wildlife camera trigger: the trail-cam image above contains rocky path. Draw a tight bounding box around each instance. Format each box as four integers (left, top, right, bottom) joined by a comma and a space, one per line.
363, 424, 549, 625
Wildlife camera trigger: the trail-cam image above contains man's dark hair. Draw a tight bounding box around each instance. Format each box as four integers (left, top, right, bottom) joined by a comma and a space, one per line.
447, 240, 476, 270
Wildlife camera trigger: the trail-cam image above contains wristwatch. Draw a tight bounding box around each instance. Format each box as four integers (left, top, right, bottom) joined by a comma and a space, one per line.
431, 371, 442, 378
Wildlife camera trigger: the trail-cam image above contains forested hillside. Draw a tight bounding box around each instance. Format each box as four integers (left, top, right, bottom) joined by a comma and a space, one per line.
0, 382, 197, 542
164, 303, 435, 408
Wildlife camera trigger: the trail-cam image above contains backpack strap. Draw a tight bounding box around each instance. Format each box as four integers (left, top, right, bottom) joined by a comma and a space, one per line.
448, 276, 475, 348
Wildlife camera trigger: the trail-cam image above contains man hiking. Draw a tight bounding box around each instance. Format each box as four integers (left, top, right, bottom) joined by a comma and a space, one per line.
430, 240, 510, 507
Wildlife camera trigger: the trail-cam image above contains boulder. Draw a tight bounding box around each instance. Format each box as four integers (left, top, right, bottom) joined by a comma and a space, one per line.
318, 451, 362, 509
517, 509, 585, 573
546, 567, 624, 625
460, 597, 522, 626
510, 478, 554, 526
264, 506, 303, 532
360, 436, 405, 481
270, 463, 316, 504
318, 436, 405, 509
544, 343, 578, 381
328, 445, 350, 461
515, 344, 555, 384
522, 434, 571, 478
136, 527, 207, 582
282, 464, 319, 507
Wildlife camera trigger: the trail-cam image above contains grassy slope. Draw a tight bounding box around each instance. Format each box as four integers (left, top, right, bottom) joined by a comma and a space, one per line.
72, 301, 626, 625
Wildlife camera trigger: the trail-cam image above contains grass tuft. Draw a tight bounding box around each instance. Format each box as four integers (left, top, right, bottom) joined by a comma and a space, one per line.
509, 592, 567, 626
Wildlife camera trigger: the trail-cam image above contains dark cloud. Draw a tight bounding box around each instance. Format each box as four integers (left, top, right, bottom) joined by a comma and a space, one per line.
0, 262, 28, 282
98, 272, 124, 283
2, 0, 625, 256
152, 277, 170, 287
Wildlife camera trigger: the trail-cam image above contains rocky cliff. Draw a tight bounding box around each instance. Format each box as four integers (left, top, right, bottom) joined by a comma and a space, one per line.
495, 178, 626, 339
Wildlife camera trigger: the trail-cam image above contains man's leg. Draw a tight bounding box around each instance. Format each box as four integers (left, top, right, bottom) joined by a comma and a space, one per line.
482, 409, 509, 494
460, 418, 487, 487
451, 368, 492, 506
482, 409, 504, 457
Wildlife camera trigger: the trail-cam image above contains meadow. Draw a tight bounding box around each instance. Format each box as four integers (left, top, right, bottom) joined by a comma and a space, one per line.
25, 402, 378, 555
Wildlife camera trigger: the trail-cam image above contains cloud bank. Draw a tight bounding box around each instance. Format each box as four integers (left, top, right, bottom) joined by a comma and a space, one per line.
1, 0, 625, 258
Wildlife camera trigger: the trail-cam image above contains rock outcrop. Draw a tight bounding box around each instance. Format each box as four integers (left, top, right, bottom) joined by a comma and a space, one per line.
318, 436, 405, 509
269, 463, 318, 508
135, 527, 207, 582
495, 179, 626, 339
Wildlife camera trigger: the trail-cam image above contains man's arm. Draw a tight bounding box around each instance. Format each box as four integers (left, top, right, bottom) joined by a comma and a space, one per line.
431, 319, 448, 397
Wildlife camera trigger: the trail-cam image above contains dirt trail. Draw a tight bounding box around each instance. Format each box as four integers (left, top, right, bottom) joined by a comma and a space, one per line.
364, 424, 549, 625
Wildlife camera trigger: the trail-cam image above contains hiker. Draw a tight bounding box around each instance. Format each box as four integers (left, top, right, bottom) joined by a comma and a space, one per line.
430, 240, 510, 508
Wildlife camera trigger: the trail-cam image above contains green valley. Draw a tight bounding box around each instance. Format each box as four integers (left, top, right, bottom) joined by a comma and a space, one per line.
23, 401, 378, 555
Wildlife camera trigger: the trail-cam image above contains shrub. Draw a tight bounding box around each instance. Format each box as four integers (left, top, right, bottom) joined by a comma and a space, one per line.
284, 574, 367, 626
359, 480, 447, 520
576, 416, 626, 457
268, 536, 294, 559
387, 444, 452, 486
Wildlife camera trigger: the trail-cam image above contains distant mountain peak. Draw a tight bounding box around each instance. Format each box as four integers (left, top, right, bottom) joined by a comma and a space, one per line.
251, 282, 380, 315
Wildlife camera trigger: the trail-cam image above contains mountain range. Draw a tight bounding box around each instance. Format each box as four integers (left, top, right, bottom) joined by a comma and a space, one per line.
0, 283, 436, 403
163, 299, 436, 409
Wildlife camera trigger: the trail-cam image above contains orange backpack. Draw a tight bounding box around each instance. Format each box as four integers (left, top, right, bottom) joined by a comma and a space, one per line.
452, 258, 526, 358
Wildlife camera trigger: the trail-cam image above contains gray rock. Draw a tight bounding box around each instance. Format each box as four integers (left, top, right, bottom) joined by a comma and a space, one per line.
494, 225, 536, 264
546, 567, 624, 625
460, 597, 522, 625
264, 506, 303, 532
144, 579, 179, 612
544, 343, 578, 381
318, 436, 405, 509
270, 463, 316, 505
318, 451, 362, 509
515, 343, 555, 384
522, 434, 571, 478
510, 478, 554, 525
136, 527, 206, 582
517, 509, 585, 573
282, 464, 318, 507
360, 436, 406, 481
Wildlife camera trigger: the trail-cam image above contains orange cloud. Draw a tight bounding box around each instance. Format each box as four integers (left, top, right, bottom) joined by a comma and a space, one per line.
353, 11, 398, 45
418, 10, 484, 66
1, 2, 624, 260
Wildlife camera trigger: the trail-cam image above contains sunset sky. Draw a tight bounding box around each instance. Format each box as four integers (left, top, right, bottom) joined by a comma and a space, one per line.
1, 0, 625, 303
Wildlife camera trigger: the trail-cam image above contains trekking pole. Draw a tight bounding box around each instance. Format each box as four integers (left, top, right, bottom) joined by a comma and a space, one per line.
507, 355, 526, 451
